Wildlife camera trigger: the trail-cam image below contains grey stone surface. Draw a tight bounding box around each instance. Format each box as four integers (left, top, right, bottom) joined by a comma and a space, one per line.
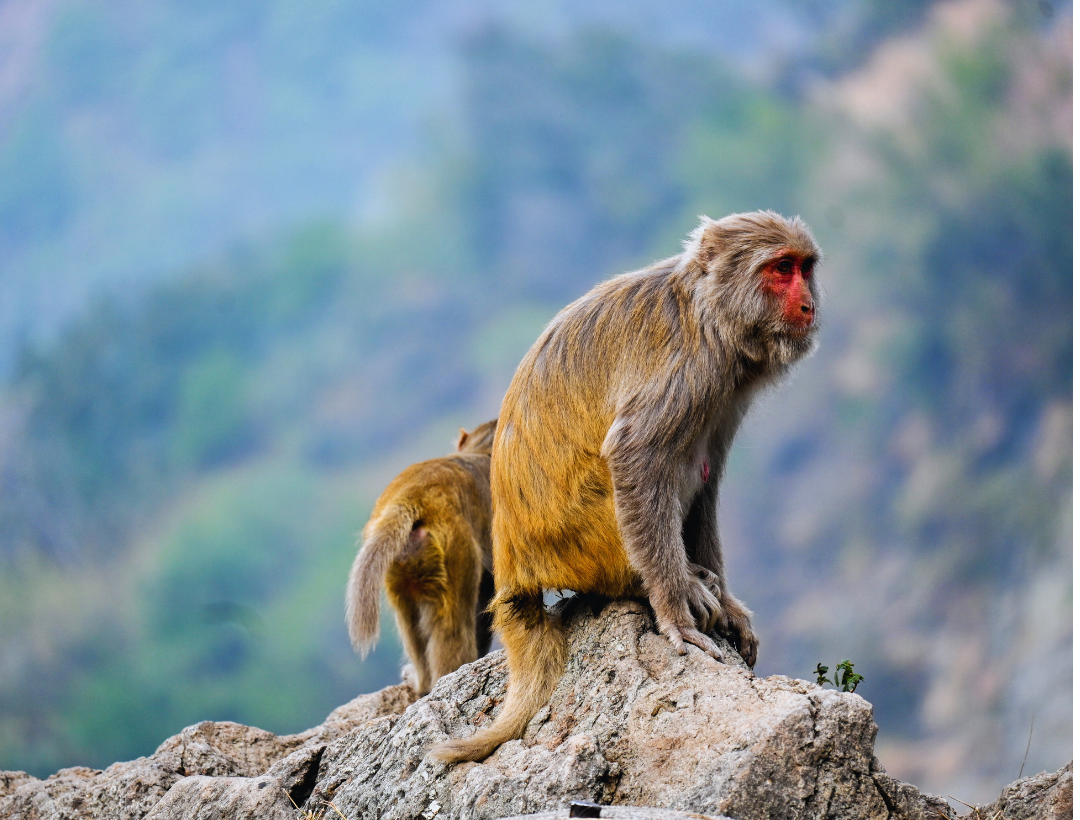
0, 600, 1068, 820
0, 771, 37, 799
0, 684, 415, 819
869, 761, 956, 820
142, 775, 295, 820
959, 762, 1072, 820
499, 808, 730, 820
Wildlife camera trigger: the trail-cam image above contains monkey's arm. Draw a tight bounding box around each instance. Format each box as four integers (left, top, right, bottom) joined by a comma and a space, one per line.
601, 398, 723, 660
684, 481, 758, 667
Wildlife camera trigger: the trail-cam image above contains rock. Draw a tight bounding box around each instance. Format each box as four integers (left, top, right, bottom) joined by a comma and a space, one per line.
142, 775, 295, 820
289, 679, 418, 748
0, 762, 175, 820
0, 599, 1068, 820
151, 720, 305, 778
869, 763, 955, 820
501, 807, 731, 820
307, 597, 949, 820
960, 762, 1072, 820
0, 771, 36, 799
0, 684, 416, 820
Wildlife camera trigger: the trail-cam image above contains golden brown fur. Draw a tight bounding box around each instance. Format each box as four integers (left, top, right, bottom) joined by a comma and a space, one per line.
346, 420, 497, 694
431, 211, 821, 762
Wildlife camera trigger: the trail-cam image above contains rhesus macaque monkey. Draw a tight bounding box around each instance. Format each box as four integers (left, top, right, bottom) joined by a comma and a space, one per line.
432, 211, 820, 762
347, 420, 497, 695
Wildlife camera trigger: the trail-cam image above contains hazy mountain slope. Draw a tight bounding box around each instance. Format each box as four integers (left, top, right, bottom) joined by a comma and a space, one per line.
716, 0, 1072, 799
0, 0, 1069, 807
0, 0, 955, 375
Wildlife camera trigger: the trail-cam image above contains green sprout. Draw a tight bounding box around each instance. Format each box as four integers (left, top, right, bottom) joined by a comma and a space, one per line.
815, 662, 830, 686
814, 659, 865, 693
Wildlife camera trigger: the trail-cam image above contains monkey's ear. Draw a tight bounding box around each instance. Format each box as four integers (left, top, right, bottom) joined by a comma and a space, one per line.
456, 428, 470, 451
681, 215, 721, 268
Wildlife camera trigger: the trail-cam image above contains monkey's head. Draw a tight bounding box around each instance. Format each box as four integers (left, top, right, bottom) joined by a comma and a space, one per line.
682, 210, 821, 365
456, 419, 498, 455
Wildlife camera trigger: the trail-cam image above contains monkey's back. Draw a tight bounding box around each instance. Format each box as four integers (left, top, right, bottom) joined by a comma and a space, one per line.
372, 454, 493, 601
492, 260, 708, 595
370, 454, 492, 535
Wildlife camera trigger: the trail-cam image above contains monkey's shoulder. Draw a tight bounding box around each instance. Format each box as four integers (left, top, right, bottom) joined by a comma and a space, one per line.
553, 269, 705, 352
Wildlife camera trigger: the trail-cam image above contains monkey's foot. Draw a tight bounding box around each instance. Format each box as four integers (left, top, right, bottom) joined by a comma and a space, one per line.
690, 564, 723, 593
686, 565, 725, 633
716, 597, 758, 670
402, 664, 428, 695
659, 621, 723, 660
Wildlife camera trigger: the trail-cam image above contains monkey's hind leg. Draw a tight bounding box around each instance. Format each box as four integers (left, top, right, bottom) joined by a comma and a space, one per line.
392, 596, 433, 694
427, 606, 478, 683
425, 528, 486, 683
429, 588, 567, 763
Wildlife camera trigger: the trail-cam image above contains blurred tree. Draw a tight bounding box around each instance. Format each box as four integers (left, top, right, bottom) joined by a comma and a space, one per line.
457, 27, 727, 299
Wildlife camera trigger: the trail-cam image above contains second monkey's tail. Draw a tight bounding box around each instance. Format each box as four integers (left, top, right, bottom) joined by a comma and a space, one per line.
430, 589, 567, 763
345, 504, 418, 655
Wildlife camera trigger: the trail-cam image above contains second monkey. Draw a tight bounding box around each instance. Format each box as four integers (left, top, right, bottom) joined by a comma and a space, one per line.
346, 420, 497, 695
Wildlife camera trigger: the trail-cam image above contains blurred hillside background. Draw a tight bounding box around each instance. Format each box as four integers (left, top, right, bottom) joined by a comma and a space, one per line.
0, 0, 1070, 807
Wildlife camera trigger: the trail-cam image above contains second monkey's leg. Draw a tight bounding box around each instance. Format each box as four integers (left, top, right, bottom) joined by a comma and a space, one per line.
392, 596, 433, 694
426, 530, 483, 682
427, 604, 478, 683
429, 586, 568, 762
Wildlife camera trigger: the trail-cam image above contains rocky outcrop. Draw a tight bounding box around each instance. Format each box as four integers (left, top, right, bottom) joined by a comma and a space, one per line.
297, 597, 957, 820
0, 685, 415, 820
961, 762, 1072, 820
0, 598, 1070, 820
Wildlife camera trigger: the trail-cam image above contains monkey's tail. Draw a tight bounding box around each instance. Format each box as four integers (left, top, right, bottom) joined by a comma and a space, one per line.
430, 589, 567, 763
345, 504, 418, 656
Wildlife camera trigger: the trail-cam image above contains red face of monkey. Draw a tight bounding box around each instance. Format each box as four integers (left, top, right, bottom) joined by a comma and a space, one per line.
760, 250, 816, 333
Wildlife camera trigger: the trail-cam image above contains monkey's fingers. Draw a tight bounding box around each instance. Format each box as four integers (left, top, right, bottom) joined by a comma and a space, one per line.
663, 624, 723, 660
739, 634, 759, 669
719, 627, 758, 669
690, 594, 723, 633
716, 598, 758, 669
690, 564, 722, 588
663, 626, 688, 656
702, 576, 725, 603
687, 576, 724, 633
681, 628, 724, 659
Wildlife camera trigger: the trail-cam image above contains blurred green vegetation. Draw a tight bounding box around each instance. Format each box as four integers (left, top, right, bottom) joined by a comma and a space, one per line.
0, 0, 1070, 803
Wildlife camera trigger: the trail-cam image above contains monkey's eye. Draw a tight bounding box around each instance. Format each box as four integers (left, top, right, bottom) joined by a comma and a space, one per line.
776, 259, 794, 274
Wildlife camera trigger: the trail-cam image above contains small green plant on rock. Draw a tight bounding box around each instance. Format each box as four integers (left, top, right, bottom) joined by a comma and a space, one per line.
815, 659, 865, 693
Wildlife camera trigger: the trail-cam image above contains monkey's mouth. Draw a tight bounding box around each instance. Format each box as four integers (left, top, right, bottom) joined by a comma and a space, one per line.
785, 321, 815, 337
